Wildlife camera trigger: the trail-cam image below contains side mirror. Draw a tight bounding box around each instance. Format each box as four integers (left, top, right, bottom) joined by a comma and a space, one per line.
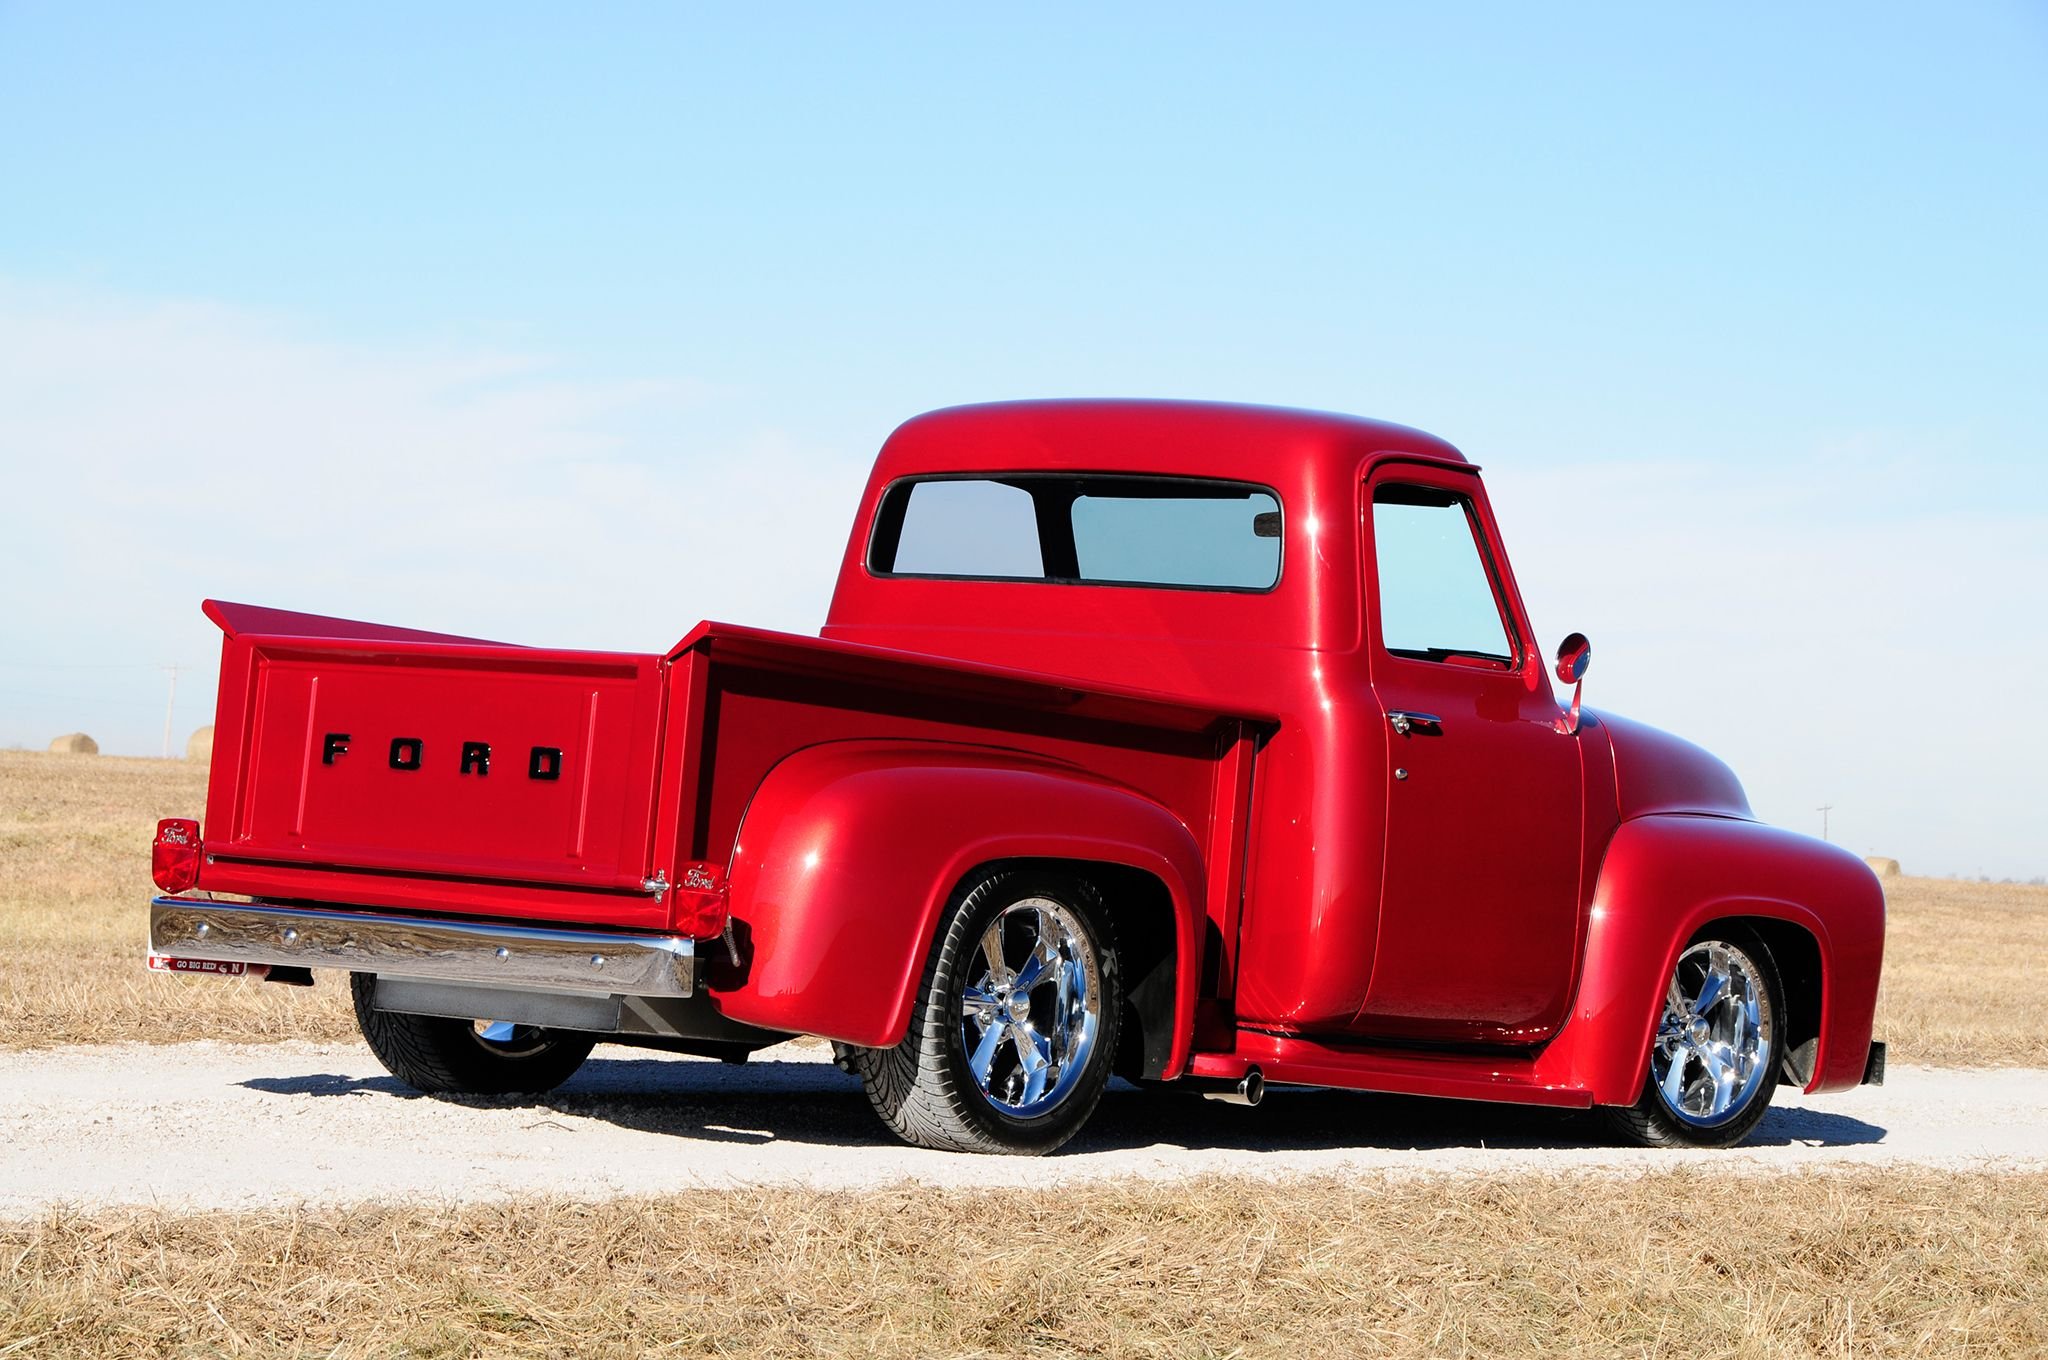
1554, 633, 1590, 735
1554, 632, 1591, 685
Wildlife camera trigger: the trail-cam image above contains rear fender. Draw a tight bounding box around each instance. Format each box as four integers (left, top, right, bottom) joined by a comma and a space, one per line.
1534, 815, 1885, 1103
711, 740, 1206, 1075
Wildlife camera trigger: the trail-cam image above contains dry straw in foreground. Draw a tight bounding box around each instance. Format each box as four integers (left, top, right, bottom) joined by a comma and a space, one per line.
7, 1168, 2047, 1358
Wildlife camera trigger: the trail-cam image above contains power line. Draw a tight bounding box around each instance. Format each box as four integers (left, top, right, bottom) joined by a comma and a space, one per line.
0, 685, 202, 711
161, 665, 185, 759
0, 661, 186, 672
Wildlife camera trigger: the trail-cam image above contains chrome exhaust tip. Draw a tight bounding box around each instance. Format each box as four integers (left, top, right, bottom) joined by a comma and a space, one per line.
1199, 1066, 1265, 1106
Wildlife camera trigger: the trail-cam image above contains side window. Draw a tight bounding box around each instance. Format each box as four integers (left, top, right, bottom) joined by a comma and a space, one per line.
890, 479, 1044, 579
1371, 483, 1516, 665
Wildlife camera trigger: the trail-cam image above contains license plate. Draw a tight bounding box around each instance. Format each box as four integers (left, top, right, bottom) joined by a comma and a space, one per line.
147, 955, 266, 978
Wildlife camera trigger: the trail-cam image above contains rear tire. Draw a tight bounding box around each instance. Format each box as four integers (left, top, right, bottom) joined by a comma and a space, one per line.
350, 973, 597, 1095
852, 869, 1121, 1155
1604, 930, 1784, 1149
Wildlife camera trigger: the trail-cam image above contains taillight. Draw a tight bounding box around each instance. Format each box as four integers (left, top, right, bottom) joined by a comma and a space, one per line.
673, 861, 728, 939
152, 818, 202, 893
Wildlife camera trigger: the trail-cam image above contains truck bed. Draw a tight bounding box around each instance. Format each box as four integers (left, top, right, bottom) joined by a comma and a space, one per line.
195, 602, 1262, 940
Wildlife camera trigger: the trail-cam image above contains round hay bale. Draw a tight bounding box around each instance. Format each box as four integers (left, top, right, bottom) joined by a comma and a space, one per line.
1864, 856, 1902, 880
186, 725, 215, 762
48, 732, 99, 756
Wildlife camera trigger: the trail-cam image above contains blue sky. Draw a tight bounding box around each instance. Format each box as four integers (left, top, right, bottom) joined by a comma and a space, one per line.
1, 3, 2043, 876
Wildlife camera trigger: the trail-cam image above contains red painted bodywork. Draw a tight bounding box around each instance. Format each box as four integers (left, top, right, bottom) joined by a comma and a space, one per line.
185, 400, 1885, 1103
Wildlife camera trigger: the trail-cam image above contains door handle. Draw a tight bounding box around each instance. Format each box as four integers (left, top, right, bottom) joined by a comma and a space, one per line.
1387, 710, 1443, 737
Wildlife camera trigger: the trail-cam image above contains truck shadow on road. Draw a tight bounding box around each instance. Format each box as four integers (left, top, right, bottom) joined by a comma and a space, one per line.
240, 1053, 1887, 1154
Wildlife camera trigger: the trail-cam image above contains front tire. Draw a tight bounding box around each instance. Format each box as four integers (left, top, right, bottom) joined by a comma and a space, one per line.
350, 973, 597, 1095
1604, 931, 1784, 1148
852, 869, 1122, 1155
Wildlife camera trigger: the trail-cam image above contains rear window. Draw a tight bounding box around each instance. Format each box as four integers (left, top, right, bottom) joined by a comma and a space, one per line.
870, 475, 1282, 592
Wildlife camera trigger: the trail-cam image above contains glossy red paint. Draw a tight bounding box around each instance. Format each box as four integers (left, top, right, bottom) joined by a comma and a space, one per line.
201, 619, 671, 928
715, 739, 1207, 1063
175, 399, 1885, 1116
1352, 458, 1584, 1043
1530, 814, 1885, 1099
1597, 710, 1754, 819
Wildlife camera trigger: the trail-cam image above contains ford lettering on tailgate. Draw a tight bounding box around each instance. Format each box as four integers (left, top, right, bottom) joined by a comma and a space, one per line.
318, 733, 566, 780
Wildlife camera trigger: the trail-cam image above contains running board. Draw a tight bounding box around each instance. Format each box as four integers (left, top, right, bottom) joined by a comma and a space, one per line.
1188, 1031, 1593, 1108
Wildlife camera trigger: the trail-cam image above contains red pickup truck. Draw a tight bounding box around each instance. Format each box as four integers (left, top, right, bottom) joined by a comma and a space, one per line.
149, 400, 1885, 1154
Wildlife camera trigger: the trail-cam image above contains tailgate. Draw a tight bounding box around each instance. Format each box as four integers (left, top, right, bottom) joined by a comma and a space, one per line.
206, 619, 667, 902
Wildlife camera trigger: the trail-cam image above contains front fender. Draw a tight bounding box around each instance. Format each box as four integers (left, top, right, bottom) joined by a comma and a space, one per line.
710, 739, 1207, 1073
1534, 814, 1885, 1103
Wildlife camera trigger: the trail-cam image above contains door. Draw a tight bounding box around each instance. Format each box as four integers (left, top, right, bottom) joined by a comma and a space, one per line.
1352, 467, 1585, 1044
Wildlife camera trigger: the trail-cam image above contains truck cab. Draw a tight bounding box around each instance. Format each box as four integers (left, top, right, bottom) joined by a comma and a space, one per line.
828, 401, 1597, 1049
149, 400, 1886, 1154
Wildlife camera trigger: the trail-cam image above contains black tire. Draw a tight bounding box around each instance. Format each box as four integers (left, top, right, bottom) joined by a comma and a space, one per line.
851, 869, 1122, 1155
350, 973, 597, 1096
1604, 929, 1784, 1149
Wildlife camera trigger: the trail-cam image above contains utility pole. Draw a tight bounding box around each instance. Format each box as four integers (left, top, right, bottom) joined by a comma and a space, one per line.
162, 665, 183, 758
1816, 804, 1834, 841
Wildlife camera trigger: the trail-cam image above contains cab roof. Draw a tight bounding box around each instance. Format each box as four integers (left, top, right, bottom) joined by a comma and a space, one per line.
873, 399, 1469, 485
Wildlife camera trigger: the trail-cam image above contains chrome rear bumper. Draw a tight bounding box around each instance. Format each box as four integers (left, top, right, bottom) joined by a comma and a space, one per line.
148, 896, 697, 998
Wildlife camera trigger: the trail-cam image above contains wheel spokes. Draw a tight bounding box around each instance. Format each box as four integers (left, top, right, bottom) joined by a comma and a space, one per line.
1704, 1041, 1740, 1109
1013, 1026, 1053, 1105
1012, 943, 1053, 995
968, 1016, 1005, 1091
979, 920, 1012, 989
1660, 1045, 1688, 1108
1692, 953, 1730, 1019
1053, 953, 1076, 1061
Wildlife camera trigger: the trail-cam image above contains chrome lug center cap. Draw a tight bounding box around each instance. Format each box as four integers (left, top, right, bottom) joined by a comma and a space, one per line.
1007, 993, 1033, 1025
1689, 1017, 1711, 1044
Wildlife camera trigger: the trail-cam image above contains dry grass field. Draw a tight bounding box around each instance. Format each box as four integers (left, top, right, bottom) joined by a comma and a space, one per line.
7, 1169, 2046, 1358
4, 747, 2044, 1064
0, 750, 355, 1046
1871, 875, 2048, 1067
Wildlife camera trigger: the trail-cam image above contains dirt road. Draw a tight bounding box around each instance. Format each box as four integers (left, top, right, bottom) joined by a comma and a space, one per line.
5, 1041, 2042, 1214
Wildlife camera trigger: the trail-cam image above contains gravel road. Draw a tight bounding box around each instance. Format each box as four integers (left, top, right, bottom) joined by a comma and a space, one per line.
5, 1042, 2043, 1215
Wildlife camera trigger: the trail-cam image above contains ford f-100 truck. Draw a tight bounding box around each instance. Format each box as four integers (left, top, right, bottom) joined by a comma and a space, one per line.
148, 400, 1886, 1154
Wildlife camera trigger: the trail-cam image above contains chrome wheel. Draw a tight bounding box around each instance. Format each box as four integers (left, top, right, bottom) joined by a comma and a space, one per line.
1651, 941, 1774, 1128
958, 896, 1103, 1119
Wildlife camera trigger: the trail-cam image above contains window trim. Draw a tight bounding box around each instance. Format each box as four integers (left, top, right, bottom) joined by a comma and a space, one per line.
1364, 472, 1527, 672
865, 471, 1287, 596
